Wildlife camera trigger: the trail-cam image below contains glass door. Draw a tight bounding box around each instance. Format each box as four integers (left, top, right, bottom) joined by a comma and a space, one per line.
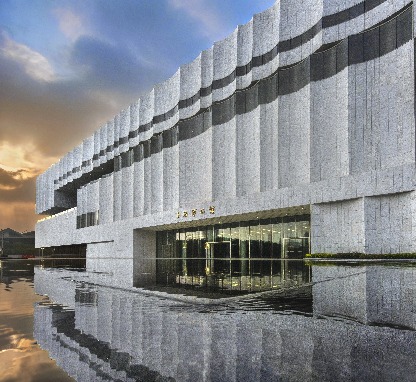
205, 241, 231, 276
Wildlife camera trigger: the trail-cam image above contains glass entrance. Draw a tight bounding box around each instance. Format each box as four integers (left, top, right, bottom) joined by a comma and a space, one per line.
282, 236, 310, 283
156, 214, 311, 293
205, 241, 231, 275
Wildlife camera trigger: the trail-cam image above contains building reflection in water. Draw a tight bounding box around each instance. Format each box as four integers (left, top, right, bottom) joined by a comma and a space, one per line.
34, 264, 416, 382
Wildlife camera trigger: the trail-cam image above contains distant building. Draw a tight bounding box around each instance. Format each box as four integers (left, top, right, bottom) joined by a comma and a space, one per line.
36, 1, 416, 289
0, 228, 35, 257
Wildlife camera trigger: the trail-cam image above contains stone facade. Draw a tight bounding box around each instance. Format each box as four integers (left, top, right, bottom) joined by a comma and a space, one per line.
36, 1, 416, 287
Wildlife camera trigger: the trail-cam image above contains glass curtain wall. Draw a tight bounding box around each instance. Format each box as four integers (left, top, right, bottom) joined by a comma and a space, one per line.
156, 215, 310, 292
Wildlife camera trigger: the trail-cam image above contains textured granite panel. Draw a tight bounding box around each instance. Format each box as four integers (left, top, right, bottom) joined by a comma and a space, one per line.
365, 0, 411, 28
132, 160, 144, 217
311, 198, 365, 253
99, 124, 107, 165
323, 0, 363, 16
236, 106, 260, 196
364, 192, 416, 254
150, 148, 163, 214
93, 180, 100, 213
279, 0, 322, 67
323, 10, 365, 44
179, 56, 201, 119
155, 69, 180, 116
179, 56, 200, 100
349, 41, 415, 174
121, 166, 133, 220
311, 66, 349, 182
252, 2, 280, 79
82, 136, 94, 175
143, 150, 152, 215
85, 181, 93, 214
74, 144, 83, 180
179, 124, 212, 205
129, 101, 140, 148
56, 159, 62, 189
99, 175, 113, 225
42, 171, 48, 212
138, 89, 154, 142
46, 171, 52, 210
35, 176, 41, 213
93, 131, 100, 167
113, 113, 120, 156
213, 30, 237, 102
113, 168, 122, 221
119, 108, 130, 154
212, 117, 236, 200
68, 151, 74, 184
414, 0, 416, 35
278, 79, 310, 188
154, 69, 180, 134
162, 147, 177, 212
36, 207, 77, 247
236, 21, 253, 89
81, 186, 87, 217
62, 155, 68, 186
259, 97, 279, 192
77, 188, 83, 219
106, 120, 114, 160
200, 48, 213, 109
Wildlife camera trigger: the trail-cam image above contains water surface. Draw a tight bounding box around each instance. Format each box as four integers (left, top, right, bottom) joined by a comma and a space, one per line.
1, 259, 416, 381
34, 262, 416, 382
0, 259, 75, 382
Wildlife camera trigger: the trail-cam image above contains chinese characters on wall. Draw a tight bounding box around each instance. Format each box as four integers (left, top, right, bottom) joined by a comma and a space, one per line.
177, 206, 215, 219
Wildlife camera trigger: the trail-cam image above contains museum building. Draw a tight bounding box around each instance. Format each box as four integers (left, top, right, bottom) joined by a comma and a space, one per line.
36, 0, 416, 289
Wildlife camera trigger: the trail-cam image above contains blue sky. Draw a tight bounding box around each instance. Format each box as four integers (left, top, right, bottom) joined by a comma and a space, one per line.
0, 0, 275, 231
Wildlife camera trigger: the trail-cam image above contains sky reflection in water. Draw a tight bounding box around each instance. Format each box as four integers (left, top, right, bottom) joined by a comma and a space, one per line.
0, 260, 74, 382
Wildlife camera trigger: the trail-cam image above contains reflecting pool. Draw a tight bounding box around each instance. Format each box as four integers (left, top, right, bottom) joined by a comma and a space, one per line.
0, 259, 78, 382
32, 261, 416, 382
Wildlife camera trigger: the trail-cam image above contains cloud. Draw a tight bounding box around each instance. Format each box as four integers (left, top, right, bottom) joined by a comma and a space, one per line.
52, 7, 88, 42
0, 142, 56, 171
0, 154, 45, 231
0, 162, 41, 231
0, 33, 55, 82
168, 0, 227, 40
70, 35, 159, 93
0, 169, 36, 203
0, 168, 33, 191
0, 49, 126, 159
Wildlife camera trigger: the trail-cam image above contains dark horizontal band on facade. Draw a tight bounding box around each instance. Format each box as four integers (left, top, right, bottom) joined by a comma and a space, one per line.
128, 0, 391, 140
322, 0, 386, 28
110, 6, 412, 171
56, 3, 411, 185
